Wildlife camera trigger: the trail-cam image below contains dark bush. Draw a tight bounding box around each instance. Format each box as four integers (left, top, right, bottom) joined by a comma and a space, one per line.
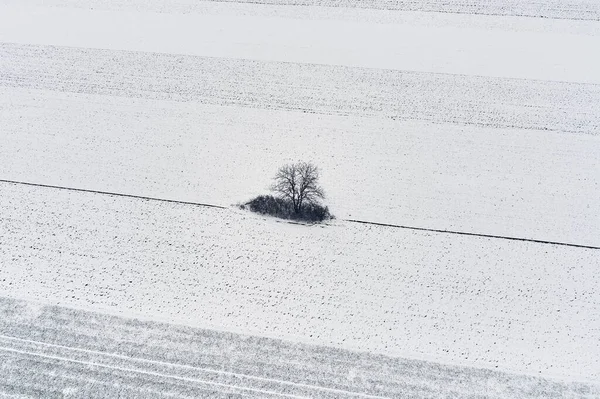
245, 195, 293, 218
297, 202, 333, 223
245, 195, 333, 223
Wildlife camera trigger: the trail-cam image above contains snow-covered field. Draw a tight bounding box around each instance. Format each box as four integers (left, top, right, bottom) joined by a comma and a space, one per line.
1, 182, 599, 382
2, 4, 600, 83
2, 296, 598, 398
1, 52, 599, 245
1, 0, 599, 391
3, 0, 600, 21
3, 44, 600, 133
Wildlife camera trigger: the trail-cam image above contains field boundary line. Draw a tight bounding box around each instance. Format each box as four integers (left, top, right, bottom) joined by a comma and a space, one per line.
345, 219, 600, 250
2, 178, 597, 250
0, 335, 390, 399
0, 179, 226, 209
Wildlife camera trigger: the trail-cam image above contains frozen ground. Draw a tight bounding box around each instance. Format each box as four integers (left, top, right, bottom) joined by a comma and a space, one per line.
2, 296, 599, 398
1, 182, 599, 382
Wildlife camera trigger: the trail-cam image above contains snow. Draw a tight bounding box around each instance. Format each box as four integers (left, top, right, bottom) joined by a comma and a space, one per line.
1, 0, 599, 388
3, 0, 600, 21
2, 296, 598, 398
3, 43, 599, 135
2, 4, 600, 83
1, 86, 599, 246
1, 182, 599, 382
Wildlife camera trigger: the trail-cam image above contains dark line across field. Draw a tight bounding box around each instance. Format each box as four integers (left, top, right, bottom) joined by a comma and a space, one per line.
2, 179, 597, 250
0, 179, 226, 210
346, 219, 600, 250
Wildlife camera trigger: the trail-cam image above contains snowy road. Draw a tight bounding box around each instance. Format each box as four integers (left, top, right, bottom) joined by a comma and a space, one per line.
1, 296, 598, 399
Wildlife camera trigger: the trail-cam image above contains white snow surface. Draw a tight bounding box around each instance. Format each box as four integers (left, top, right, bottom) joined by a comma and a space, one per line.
1, 182, 599, 382
1, 86, 599, 246
1, 0, 600, 387
2, 4, 600, 83
3, 0, 600, 21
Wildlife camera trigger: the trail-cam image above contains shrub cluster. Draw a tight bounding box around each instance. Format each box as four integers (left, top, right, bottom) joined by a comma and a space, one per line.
244, 195, 333, 223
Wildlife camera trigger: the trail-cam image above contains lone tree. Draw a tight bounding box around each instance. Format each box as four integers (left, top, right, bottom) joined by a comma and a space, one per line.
271, 161, 325, 214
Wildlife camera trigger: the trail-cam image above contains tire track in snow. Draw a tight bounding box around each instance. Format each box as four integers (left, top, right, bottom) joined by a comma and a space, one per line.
0, 335, 389, 399
0, 347, 309, 399
1, 297, 598, 398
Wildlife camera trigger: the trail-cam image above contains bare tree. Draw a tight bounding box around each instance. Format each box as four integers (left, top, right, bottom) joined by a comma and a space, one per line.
271, 161, 325, 214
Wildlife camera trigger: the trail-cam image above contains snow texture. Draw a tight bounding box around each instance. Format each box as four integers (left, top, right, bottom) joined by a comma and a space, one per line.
1, 0, 599, 389
2, 296, 599, 398
3, 0, 600, 20
1, 182, 599, 382
1, 47, 599, 246
2, 5, 600, 83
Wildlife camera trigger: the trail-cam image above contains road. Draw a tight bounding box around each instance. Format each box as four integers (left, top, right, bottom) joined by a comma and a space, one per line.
0, 297, 598, 398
